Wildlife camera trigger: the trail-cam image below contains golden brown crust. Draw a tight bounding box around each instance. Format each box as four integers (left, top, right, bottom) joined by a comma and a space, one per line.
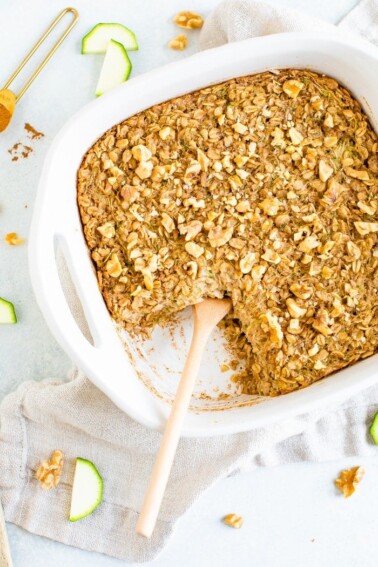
77, 70, 378, 397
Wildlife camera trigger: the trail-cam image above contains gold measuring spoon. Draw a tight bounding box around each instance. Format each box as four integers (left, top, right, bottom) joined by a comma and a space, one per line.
0, 7, 79, 132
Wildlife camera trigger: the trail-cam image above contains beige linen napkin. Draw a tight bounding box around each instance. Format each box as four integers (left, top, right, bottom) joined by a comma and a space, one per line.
1, 0, 378, 562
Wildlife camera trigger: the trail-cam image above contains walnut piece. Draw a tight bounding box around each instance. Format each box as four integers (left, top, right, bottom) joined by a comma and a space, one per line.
282, 79, 304, 98
335, 466, 365, 498
4, 232, 24, 245
173, 11, 204, 29
36, 450, 64, 490
169, 34, 188, 50
223, 513, 244, 529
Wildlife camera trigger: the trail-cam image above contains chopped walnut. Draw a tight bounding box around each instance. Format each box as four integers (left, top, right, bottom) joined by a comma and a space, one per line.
354, 221, 378, 235
97, 222, 115, 239
208, 226, 234, 247
318, 160, 333, 182
259, 197, 280, 216
240, 252, 256, 274
169, 34, 188, 51
286, 298, 307, 318
173, 11, 204, 29
335, 466, 365, 498
185, 242, 204, 258
282, 79, 304, 98
4, 232, 24, 245
223, 513, 244, 529
106, 253, 122, 278
36, 450, 64, 490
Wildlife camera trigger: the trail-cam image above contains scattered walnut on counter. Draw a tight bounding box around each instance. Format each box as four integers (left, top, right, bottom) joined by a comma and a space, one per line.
335, 466, 365, 498
4, 232, 24, 245
36, 450, 64, 490
223, 513, 244, 529
168, 34, 188, 51
173, 11, 204, 29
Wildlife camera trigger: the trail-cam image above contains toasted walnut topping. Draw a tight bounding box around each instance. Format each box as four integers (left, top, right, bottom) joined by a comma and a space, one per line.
324, 135, 338, 148
335, 466, 365, 498
223, 513, 244, 529
324, 113, 334, 128
259, 197, 280, 216
240, 252, 256, 274
318, 160, 333, 182
159, 126, 174, 140
345, 167, 369, 181
4, 232, 24, 245
298, 235, 320, 253
261, 249, 280, 264
36, 450, 64, 490
173, 11, 204, 29
185, 241, 204, 258
136, 160, 153, 179
260, 311, 283, 347
290, 283, 313, 300
251, 264, 266, 281
286, 298, 307, 318
312, 307, 333, 336
161, 212, 175, 233
97, 222, 115, 238
289, 127, 303, 145
357, 201, 376, 215
282, 79, 304, 98
232, 122, 248, 134
179, 220, 203, 241
208, 226, 234, 247
106, 253, 122, 278
169, 34, 188, 51
132, 144, 152, 162
354, 221, 378, 235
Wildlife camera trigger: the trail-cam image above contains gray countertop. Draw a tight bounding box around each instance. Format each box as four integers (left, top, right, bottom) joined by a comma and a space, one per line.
2, 0, 377, 565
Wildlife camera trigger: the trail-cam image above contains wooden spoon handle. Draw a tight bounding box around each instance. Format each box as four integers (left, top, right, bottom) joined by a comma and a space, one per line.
0, 500, 13, 567
136, 324, 209, 538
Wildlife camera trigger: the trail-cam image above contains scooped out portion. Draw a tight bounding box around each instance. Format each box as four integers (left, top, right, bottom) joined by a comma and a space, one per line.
77, 69, 378, 396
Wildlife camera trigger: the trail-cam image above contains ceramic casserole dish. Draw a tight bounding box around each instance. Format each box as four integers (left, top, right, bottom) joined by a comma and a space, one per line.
29, 32, 378, 436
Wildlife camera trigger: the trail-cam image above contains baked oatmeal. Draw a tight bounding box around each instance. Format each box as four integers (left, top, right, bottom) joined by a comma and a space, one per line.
77, 69, 378, 397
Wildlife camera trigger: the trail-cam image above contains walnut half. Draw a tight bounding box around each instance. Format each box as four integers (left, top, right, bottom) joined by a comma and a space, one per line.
36, 450, 64, 490
335, 466, 365, 497
223, 513, 244, 528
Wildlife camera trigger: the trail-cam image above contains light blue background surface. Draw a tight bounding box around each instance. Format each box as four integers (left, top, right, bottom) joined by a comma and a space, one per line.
2, 1, 377, 566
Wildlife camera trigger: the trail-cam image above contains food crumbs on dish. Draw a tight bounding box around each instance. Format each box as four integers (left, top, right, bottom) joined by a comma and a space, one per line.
223, 513, 244, 529
335, 466, 365, 497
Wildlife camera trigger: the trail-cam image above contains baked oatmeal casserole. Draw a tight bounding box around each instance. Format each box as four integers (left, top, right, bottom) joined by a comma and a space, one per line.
77, 69, 378, 397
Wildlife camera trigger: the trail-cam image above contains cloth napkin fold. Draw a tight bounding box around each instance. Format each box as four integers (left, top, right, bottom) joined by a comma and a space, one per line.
1, 0, 378, 562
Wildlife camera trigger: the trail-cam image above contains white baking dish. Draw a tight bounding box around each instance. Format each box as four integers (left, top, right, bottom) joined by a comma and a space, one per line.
29, 32, 378, 436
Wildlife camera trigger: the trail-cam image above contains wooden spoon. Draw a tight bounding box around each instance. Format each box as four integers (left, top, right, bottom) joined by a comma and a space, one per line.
136, 297, 232, 538
0, 498, 13, 567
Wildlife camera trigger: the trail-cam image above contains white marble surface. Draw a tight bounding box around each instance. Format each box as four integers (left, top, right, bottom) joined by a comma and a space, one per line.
2, 0, 378, 565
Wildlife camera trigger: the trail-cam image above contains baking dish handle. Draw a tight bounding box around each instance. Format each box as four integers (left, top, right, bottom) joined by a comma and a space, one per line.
29, 228, 108, 371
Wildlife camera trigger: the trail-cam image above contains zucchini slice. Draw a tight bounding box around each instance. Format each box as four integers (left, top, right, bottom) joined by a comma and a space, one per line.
82, 23, 138, 54
95, 39, 132, 96
69, 458, 103, 521
0, 297, 17, 324
370, 412, 378, 445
